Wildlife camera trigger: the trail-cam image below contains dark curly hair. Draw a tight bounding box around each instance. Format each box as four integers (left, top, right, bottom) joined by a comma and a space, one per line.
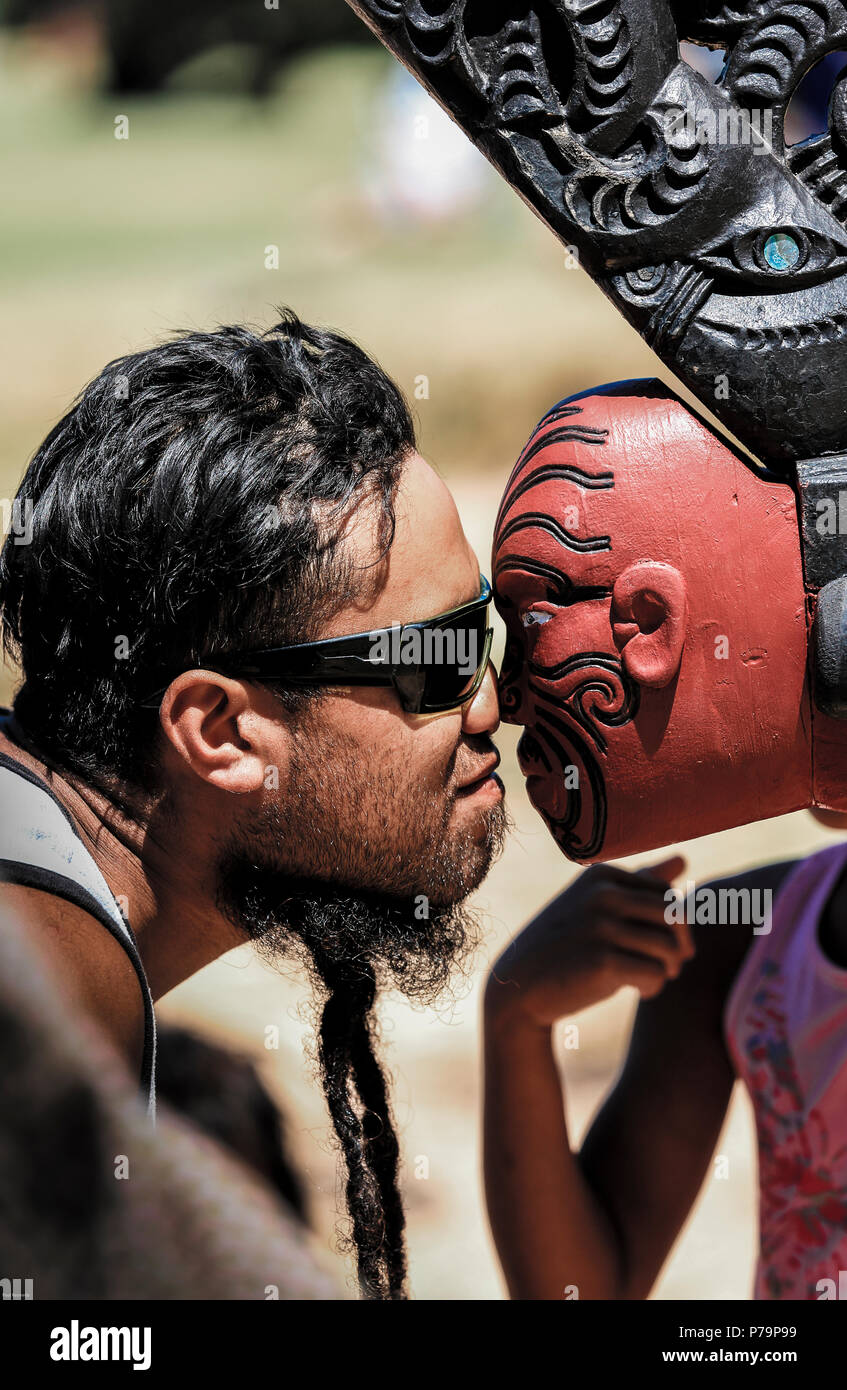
0, 307, 414, 797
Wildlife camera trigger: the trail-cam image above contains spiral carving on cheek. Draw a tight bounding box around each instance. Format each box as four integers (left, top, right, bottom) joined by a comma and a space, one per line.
523, 656, 640, 860
529, 653, 640, 754
531, 707, 607, 862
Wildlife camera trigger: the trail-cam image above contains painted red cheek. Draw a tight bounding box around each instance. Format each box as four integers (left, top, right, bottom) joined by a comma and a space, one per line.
524, 608, 613, 677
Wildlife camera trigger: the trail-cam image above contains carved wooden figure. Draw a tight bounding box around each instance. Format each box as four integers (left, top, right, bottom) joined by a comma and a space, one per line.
493, 382, 847, 859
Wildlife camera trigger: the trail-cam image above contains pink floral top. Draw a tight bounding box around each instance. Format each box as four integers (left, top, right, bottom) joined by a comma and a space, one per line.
724, 844, 847, 1299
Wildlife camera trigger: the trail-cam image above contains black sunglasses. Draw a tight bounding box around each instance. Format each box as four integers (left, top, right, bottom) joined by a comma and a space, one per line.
140, 576, 494, 716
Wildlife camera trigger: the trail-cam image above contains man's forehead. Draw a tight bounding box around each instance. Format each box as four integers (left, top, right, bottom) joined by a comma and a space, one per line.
326, 450, 481, 634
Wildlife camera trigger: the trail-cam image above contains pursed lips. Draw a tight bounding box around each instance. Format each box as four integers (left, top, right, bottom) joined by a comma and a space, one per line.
455, 751, 502, 796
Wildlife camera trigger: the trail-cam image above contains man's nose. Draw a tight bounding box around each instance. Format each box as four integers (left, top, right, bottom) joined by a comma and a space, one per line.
462, 660, 500, 736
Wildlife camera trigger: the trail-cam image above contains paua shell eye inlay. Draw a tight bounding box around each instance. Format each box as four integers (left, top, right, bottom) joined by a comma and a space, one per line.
764, 232, 801, 271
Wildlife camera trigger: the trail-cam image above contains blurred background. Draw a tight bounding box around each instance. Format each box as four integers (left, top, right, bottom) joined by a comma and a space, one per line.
1, 2, 845, 1299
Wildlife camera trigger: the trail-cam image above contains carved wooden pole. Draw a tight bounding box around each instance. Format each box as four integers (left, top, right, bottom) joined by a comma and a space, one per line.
345, 0, 847, 712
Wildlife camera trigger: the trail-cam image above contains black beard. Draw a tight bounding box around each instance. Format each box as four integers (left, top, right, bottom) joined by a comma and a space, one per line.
220, 868, 483, 1001
213, 711, 508, 999
215, 797, 507, 1005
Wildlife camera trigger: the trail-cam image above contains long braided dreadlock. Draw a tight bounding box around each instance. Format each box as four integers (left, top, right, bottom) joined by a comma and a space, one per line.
220, 856, 495, 1301
313, 953, 407, 1298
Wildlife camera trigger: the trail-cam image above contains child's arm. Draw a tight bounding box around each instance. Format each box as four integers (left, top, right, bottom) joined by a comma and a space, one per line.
483, 859, 794, 1300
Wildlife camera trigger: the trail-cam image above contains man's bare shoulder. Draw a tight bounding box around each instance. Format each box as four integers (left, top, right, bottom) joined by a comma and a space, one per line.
0, 881, 111, 934
0, 882, 145, 1069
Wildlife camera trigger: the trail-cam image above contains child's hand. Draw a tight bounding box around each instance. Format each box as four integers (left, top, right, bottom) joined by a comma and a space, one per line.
485, 856, 691, 1030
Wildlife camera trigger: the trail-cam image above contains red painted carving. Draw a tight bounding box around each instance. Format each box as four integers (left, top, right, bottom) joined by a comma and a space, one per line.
493, 383, 816, 861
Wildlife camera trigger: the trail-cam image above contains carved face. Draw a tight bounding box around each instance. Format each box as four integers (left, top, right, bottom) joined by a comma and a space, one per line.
354, 0, 847, 466
493, 384, 812, 861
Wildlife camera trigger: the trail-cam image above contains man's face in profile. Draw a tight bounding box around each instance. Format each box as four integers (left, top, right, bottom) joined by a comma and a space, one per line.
213, 450, 507, 996
493, 387, 811, 862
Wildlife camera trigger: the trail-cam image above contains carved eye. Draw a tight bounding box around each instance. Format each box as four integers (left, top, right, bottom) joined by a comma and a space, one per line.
700, 225, 847, 287
520, 606, 554, 628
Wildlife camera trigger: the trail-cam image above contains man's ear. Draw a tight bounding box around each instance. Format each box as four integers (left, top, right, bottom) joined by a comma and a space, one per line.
611, 561, 687, 689
159, 673, 276, 794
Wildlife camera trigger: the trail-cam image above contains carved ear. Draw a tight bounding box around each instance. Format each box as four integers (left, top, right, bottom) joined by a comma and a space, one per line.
611, 562, 687, 689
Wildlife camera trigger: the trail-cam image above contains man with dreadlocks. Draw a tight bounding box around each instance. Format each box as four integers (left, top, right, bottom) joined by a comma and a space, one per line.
0, 309, 506, 1300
